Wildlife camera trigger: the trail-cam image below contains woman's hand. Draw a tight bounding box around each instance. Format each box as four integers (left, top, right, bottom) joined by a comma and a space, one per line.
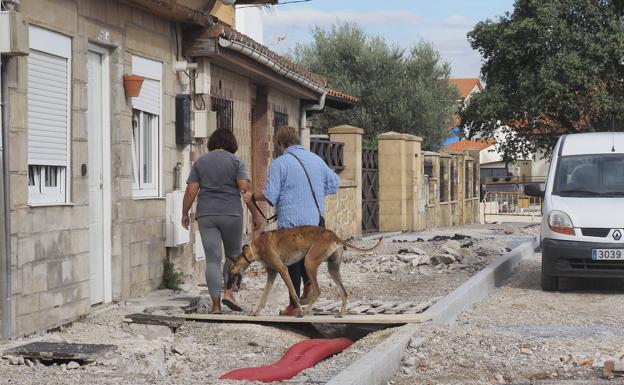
181, 213, 190, 230
253, 215, 263, 231
243, 191, 254, 204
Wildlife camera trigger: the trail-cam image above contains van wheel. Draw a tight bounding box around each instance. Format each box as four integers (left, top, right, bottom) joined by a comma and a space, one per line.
541, 269, 558, 291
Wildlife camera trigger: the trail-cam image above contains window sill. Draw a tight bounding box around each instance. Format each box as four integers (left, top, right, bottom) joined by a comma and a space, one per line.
132, 196, 165, 201
28, 202, 75, 208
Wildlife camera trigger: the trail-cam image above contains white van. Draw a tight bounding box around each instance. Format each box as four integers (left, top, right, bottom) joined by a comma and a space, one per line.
525, 132, 624, 291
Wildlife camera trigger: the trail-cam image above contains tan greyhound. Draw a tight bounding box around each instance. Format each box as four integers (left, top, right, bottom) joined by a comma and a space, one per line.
227, 226, 383, 318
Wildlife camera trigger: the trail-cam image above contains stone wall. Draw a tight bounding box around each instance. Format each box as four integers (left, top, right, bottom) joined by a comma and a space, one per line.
5, 0, 185, 336
378, 132, 480, 233
2, 0, 326, 338
325, 183, 358, 240
324, 126, 363, 240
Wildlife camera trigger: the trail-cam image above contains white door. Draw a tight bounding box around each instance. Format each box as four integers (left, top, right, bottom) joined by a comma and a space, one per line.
87, 49, 111, 304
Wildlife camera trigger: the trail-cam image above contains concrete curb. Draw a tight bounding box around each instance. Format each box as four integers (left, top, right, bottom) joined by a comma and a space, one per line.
425, 235, 539, 325
326, 236, 538, 385
325, 325, 423, 385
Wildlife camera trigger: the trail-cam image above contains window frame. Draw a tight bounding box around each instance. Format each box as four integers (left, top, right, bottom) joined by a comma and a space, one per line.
273, 111, 289, 158
28, 165, 67, 205
131, 109, 160, 197
27, 26, 72, 206
131, 55, 163, 199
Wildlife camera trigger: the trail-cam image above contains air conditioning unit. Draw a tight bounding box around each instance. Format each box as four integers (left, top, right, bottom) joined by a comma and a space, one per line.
485, 176, 518, 185
165, 191, 190, 247
0, 11, 29, 56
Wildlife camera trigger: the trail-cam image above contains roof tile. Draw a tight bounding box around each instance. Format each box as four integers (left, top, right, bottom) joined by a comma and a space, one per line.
440, 139, 496, 153
450, 78, 484, 99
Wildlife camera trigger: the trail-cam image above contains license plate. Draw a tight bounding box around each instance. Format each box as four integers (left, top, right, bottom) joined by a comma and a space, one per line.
592, 249, 624, 260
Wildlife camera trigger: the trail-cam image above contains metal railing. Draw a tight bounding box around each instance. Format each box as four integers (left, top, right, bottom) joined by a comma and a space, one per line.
311, 138, 345, 174
483, 191, 543, 223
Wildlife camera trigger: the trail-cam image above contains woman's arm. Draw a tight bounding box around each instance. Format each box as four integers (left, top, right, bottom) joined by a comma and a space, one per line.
243, 191, 268, 203
238, 179, 263, 231
182, 182, 199, 230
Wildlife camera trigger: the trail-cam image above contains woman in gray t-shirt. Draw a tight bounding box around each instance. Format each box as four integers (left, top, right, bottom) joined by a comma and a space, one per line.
182, 129, 259, 314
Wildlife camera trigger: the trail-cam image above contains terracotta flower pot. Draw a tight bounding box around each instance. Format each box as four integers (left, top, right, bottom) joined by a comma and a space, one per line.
123, 74, 144, 97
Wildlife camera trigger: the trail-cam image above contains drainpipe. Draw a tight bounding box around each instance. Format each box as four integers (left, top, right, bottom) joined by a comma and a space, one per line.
0, 56, 12, 340
300, 93, 326, 150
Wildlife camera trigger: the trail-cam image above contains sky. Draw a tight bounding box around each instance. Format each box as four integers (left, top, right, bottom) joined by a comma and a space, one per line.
260, 0, 516, 78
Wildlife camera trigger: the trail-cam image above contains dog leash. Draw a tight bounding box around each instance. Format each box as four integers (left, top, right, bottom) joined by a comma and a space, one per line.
251, 194, 277, 224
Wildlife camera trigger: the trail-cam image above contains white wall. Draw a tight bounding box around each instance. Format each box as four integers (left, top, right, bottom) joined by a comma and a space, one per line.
480, 145, 502, 165
235, 5, 264, 44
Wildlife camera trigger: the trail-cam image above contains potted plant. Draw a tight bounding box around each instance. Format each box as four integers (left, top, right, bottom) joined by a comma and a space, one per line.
123, 74, 144, 97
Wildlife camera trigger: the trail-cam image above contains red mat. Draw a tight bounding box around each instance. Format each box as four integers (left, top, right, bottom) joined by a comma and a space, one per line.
219, 338, 353, 382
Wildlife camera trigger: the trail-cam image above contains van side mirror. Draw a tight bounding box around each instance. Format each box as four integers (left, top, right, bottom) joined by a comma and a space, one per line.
524, 183, 544, 198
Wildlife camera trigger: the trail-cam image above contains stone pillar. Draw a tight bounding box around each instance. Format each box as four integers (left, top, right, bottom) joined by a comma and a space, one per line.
378, 132, 408, 232
329, 125, 363, 237
404, 135, 422, 231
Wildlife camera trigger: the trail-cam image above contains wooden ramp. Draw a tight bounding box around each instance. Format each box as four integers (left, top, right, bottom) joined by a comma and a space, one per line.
176, 312, 432, 325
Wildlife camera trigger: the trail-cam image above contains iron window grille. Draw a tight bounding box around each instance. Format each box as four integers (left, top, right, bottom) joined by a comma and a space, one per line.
211, 96, 234, 132
273, 111, 289, 158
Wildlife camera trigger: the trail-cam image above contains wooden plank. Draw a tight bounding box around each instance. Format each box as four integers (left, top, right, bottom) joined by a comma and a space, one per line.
4, 342, 116, 362
176, 312, 432, 325
124, 313, 185, 329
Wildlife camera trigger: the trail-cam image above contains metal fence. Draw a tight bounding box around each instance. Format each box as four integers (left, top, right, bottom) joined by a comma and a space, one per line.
483, 191, 543, 223
310, 138, 345, 174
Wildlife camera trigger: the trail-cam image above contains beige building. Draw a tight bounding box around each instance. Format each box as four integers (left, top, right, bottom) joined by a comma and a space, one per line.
0, 0, 355, 338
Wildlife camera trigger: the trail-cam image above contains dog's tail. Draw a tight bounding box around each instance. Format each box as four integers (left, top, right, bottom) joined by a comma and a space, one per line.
337, 236, 383, 252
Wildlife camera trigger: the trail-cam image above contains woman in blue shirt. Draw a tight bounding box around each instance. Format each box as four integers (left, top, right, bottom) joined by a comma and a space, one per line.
244, 126, 340, 316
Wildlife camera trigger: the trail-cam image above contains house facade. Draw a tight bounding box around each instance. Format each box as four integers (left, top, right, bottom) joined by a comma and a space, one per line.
0, 0, 354, 338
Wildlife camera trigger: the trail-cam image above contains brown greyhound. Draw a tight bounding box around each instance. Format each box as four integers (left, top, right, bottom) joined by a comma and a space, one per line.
226, 226, 383, 318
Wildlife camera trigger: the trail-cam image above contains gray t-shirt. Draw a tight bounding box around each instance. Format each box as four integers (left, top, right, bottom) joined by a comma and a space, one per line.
187, 150, 250, 218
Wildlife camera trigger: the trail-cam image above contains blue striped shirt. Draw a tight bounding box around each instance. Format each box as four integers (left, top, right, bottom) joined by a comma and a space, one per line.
263, 145, 340, 229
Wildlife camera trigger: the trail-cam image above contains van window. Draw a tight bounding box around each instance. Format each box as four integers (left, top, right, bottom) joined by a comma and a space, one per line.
553, 154, 624, 196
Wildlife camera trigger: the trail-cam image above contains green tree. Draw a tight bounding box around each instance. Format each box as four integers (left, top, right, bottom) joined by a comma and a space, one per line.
462, 0, 624, 162
292, 23, 459, 150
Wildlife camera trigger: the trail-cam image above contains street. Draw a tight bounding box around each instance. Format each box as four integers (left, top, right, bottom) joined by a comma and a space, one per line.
393, 252, 624, 385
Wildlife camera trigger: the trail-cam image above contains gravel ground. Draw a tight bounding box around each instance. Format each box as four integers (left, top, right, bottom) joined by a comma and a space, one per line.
0, 224, 536, 385
0, 302, 399, 385
232, 224, 536, 317
393, 251, 624, 385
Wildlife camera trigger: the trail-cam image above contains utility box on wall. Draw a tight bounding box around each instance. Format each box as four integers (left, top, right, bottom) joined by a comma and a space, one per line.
165, 191, 190, 247
193, 110, 217, 138
0, 11, 29, 56
175, 94, 192, 145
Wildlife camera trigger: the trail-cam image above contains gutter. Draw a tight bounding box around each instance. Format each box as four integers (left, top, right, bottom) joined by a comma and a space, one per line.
0, 57, 12, 340
215, 36, 328, 149
217, 37, 327, 95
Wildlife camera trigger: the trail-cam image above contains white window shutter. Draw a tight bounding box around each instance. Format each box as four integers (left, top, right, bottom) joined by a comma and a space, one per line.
133, 78, 160, 115
27, 49, 69, 166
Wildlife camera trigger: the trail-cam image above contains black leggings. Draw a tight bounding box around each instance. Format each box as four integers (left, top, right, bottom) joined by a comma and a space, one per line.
288, 259, 309, 306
